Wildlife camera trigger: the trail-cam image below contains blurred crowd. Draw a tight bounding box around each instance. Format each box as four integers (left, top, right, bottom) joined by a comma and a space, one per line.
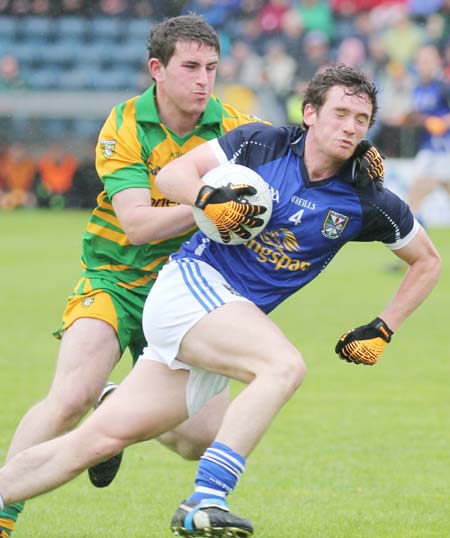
0, 141, 101, 209
0, 0, 449, 211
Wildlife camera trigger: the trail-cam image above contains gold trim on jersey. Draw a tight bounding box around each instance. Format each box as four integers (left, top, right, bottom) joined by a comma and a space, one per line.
94, 207, 122, 229
117, 272, 159, 289
86, 222, 130, 246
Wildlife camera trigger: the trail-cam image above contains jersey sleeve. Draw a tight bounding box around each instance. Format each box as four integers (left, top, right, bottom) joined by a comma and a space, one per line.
208, 123, 292, 168
95, 100, 149, 199
355, 187, 420, 250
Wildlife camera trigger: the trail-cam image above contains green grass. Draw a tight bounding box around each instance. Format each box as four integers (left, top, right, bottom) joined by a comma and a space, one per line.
1, 209, 449, 537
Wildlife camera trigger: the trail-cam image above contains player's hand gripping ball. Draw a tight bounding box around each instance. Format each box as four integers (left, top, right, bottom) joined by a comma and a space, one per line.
193, 163, 273, 245
335, 317, 393, 365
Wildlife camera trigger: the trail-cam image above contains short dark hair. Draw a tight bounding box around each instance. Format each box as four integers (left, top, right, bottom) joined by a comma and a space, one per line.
302, 65, 378, 127
147, 14, 220, 65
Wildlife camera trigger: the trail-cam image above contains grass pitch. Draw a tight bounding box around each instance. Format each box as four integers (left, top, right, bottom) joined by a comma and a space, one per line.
1, 209, 449, 538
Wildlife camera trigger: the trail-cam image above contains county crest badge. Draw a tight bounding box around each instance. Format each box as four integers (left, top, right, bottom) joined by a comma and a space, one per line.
321, 210, 349, 239
100, 139, 116, 158
81, 296, 95, 308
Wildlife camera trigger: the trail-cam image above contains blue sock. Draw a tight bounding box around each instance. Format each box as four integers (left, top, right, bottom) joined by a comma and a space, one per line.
187, 442, 246, 504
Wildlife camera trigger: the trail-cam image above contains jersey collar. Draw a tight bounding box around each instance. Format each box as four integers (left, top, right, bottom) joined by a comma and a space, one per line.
134, 85, 224, 127
290, 128, 354, 187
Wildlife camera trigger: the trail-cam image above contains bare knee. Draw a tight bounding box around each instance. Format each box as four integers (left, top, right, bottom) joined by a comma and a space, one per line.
157, 388, 229, 460
44, 387, 97, 432
265, 353, 307, 398
158, 430, 209, 460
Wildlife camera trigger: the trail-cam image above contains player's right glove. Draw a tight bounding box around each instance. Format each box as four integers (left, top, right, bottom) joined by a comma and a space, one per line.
195, 183, 267, 244
352, 140, 385, 191
335, 317, 393, 365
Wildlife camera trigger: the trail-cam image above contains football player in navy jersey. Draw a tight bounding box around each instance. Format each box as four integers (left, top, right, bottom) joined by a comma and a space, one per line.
0, 66, 441, 538
405, 44, 450, 222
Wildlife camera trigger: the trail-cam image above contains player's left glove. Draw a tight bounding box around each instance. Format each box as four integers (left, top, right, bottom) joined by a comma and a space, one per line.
352, 140, 384, 191
335, 317, 393, 365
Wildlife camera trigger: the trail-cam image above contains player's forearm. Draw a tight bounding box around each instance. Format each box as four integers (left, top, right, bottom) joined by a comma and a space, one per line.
156, 159, 205, 206
124, 204, 195, 245
379, 251, 441, 331
156, 142, 222, 205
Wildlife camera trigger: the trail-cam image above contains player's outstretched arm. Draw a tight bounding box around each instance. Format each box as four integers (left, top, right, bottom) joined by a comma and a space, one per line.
156, 142, 221, 205
112, 187, 196, 245
335, 227, 441, 365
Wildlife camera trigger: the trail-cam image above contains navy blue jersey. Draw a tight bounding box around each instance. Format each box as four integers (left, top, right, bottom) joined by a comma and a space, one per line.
412, 79, 450, 152
173, 124, 418, 313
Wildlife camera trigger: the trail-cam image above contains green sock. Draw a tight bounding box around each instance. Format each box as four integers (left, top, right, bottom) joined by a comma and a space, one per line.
0, 502, 25, 536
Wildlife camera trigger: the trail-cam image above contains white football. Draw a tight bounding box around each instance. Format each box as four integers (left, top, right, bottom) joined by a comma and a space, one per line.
193, 163, 273, 245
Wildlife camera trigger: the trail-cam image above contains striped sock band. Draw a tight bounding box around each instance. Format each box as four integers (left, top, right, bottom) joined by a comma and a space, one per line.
188, 442, 246, 503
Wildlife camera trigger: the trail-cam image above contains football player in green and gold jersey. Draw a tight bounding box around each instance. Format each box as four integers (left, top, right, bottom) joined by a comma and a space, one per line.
0, 15, 263, 538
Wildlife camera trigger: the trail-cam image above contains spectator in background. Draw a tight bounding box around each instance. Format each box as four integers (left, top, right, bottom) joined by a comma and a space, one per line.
285, 78, 307, 124
35, 143, 79, 208
54, 0, 91, 17
228, 39, 264, 91
95, 0, 131, 17
214, 55, 258, 113
423, 11, 448, 49
295, 0, 335, 41
373, 60, 414, 156
378, 3, 425, 66
279, 7, 305, 58
336, 36, 367, 69
9, 0, 32, 16
331, 0, 408, 17
30, 0, 51, 16
262, 39, 297, 100
407, 0, 443, 19
346, 10, 374, 49
444, 39, 450, 81
65, 155, 103, 209
365, 34, 390, 84
0, 143, 37, 210
182, 0, 239, 29
295, 30, 332, 83
257, 0, 291, 35
131, 0, 154, 18
405, 44, 450, 222
0, 55, 28, 91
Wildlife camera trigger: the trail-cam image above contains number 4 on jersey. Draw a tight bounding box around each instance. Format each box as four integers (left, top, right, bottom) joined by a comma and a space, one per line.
289, 209, 304, 225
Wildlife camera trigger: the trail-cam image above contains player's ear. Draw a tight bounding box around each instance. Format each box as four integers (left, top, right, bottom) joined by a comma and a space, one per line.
303, 103, 317, 128
149, 58, 163, 81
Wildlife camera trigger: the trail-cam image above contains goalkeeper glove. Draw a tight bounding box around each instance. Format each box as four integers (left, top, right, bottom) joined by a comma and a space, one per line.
195, 183, 267, 244
352, 140, 384, 191
335, 317, 393, 365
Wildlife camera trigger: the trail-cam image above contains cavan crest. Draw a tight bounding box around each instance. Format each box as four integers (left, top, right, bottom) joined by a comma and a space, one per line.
321, 210, 349, 239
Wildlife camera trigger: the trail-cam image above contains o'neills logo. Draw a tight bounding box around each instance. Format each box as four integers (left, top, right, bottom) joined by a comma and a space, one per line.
246, 228, 311, 272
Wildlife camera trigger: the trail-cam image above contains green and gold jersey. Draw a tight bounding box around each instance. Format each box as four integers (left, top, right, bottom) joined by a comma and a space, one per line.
81, 85, 262, 296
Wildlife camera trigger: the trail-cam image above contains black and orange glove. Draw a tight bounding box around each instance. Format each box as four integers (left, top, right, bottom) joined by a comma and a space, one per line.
352, 140, 385, 191
195, 183, 267, 244
335, 317, 393, 365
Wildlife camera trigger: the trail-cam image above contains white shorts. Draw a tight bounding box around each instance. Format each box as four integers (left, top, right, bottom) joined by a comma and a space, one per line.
414, 149, 450, 182
138, 258, 251, 416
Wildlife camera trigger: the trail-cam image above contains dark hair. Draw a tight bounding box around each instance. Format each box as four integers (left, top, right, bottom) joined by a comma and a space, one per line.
147, 14, 220, 65
302, 65, 378, 127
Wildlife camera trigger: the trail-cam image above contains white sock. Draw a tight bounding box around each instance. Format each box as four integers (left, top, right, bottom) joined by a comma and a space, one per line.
0, 494, 4, 511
